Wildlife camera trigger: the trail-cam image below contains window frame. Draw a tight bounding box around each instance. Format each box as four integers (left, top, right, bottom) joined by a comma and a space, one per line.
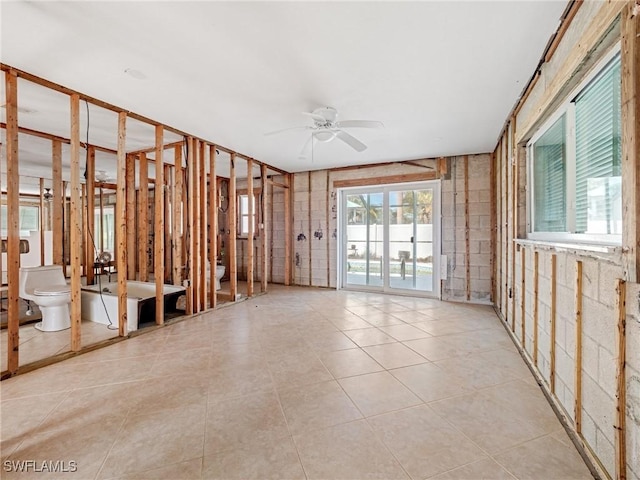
526, 44, 622, 246
236, 191, 258, 238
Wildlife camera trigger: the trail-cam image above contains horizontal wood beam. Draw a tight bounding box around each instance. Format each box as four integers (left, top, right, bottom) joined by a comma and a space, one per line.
0, 122, 116, 154
333, 171, 437, 189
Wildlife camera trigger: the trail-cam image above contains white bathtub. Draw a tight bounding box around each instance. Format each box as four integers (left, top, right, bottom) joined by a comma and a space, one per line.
81, 281, 186, 332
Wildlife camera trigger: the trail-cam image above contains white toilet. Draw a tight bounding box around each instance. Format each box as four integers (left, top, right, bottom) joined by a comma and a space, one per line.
215, 265, 226, 291
19, 265, 71, 332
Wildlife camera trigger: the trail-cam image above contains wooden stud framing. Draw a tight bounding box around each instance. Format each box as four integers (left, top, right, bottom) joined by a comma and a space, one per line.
126, 153, 136, 280
62, 180, 68, 277
521, 247, 526, 348
533, 251, 539, 366
284, 173, 292, 286
326, 170, 331, 288
173, 146, 183, 286
52, 139, 63, 267
622, 2, 640, 283
154, 125, 164, 325
5, 70, 19, 373
574, 259, 583, 433
164, 163, 171, 284
193, 140, 201, 312
209, 146, 217, 308
511, 121, 517, 332
332, 172, 437, 189
81, 184, 87, 276
269, 178, 274, 283
138, 153, 149, 281
261, 164, 268, 292
550, 253, 557, 393
86, 147, 95, 285
247, 159, 255, 297
186, 138, 195, 315
503, 130, 510, 323
229, 153, 238, 300
615, 278, 627, 480
464, 155, 470, 301
199, 142, 206, 310
70, 94, 82, 351
116, 112, 128, 337
39, 178, 45, 265
490, 151, 496, 303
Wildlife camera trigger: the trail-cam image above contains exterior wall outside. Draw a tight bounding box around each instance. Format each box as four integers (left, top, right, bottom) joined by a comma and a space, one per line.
495, 2, 639, 479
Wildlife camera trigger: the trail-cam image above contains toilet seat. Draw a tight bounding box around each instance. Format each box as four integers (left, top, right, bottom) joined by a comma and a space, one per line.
34, 285, 71, 295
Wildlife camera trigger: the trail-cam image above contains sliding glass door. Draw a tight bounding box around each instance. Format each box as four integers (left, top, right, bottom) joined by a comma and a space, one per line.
341, 182, 440, 296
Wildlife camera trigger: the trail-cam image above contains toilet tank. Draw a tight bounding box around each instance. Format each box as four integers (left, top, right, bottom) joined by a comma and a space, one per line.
19, 265, 67, 297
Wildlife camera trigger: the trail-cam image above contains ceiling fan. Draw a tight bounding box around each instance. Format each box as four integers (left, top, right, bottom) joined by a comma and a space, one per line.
265, 107, 383, 157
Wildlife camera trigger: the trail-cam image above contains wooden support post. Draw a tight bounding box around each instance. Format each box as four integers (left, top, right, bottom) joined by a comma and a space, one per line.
39, 178, 45, 265
503, 132, 509, 323
69, 94, 82, 351
192, 140, 201, 312
490, 151, 496, 303
533, 251, 539, 366
574, 260, 583, 433
209, 146, 217, 308
62, 181, 68, 277
229, 153, 238, 300
138, 153, 149, 282
86, 147, 95, 285
550, 254, 557, 393
164, 164, 171, 284
81, 184, 87, 276
464, 155, 470, 301
116, 112, 128, 336
126, 153, 136, 280
5, 70, 19, 373
521, 247, 526, 347
173, 147, 183, 287
261, 164, 268, 293
326, 170, 330, 288
622, 2, 640, 283
186, 138, 195, 315
199, 142, 206, 310
284, 173, 292, 286
615, 278, 627, 480
52, 139, 63, 267
247, 159, 254, 297
269, 179, 274, 283
154, 125, 164, 325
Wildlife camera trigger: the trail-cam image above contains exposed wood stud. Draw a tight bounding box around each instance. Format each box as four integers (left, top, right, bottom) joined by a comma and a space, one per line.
503, 129, 509, 324
199, 141, 206, 310
511, 120, 517, 333
490, 151, 496, 303
39, 177, 45, 265
332, 172, 437, 189
261, 163, 268, 293
5, 70, 20, 373
533, 251, 539, 366
209, 146, 217, 308
81, 184, 87, 276
52, 140, 63, 267
154, 125, 165, 324
308, 171, 312, 287
186, 137, 196, 314
139, 153, 149, 282
116, 112, 128, 337
164, 164, 172, 284
615, 278, 627, 480
247, 159, 255, 297
229, 153, 238, 300
126, 153, 136, 280
86, 147, 95, 285
173, 147, 183, 286
521, 247, 526, 348
269, 178, 274, 283
70, 94, 82, 352
464, 155, 470, 301
284, 173, 292, 286
550, 254, 557, 393
326, 170, 330, 288
574, 260, 583, 433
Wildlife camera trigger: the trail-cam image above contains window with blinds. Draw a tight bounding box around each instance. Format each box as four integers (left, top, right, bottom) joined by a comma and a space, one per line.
528, 50, 621, 245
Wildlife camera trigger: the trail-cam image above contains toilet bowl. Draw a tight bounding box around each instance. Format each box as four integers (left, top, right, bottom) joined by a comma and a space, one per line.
19, 265, 71, 332
215, 265, 225, 291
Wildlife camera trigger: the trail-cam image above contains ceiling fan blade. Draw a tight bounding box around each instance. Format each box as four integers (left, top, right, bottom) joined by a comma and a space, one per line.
302, 111, 327, 123
298, 135, 317, 159
264, 126, 310, 136
336, 130, 367, 152
336, 120, 384, 129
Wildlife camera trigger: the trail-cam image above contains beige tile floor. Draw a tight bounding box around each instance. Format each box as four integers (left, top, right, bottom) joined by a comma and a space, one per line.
0, 285, 593, 480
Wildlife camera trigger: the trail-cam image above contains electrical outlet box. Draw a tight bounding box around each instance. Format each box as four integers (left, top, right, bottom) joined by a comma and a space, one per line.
440, 255, 448, 280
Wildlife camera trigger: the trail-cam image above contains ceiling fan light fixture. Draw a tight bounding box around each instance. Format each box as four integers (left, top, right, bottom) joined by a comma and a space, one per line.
315, 130, 336, 142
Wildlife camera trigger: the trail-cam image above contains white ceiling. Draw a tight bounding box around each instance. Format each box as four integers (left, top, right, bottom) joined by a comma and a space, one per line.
1, 0, 568, 182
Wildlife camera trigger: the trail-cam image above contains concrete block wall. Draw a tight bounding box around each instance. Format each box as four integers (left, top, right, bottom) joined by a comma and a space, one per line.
279, 155, 492, 303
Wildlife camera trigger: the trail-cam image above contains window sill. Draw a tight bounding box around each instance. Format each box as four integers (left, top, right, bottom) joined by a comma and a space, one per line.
515, 238, 624, 264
